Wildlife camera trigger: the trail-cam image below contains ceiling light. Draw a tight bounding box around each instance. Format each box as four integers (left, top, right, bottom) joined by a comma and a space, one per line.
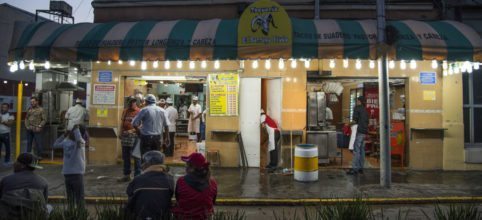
19, 61, 25, 70
29, 61, 35, 70
473, 62, 479, 70
400, 60, 406, 70
409, 60, 416, 69
129, 60, 135, 66
214, 60, 220, 69
343, 59, 349, 68
290, 59, 297, 69
201, 60, 207, 69
278, 58, 285, 70
252, 60, 258, 69
265, 59, 271, 70
369, 60, 375, 69
389, 60, 395, 69
153, 61, 159, 68
107, 60, 111, 65
141, 61, 147, 70
118, 60, 123, 65
141, 76, 186, 81
177, 60, 182, 69
164, 60, 170, 69
329, 59, 335, 69
442, 60, 448, 70
304, 59, 310, 68
431, 60, 438, 69
355, 59, 362, 70
189, 61, 195, 69
44, 61, 50, 70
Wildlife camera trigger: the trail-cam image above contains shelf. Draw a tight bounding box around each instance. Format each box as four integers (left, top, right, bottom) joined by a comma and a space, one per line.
281, 130, 303, 136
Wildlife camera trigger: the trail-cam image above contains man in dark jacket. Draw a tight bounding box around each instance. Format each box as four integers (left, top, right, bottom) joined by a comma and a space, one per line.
347, 96, 369, 175
0, 153, 48, 219
126, 151, 174, 220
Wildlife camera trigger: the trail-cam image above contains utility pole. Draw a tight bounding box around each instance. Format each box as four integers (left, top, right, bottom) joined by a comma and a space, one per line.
314, 0, 320, 19
376, 0, 391, 188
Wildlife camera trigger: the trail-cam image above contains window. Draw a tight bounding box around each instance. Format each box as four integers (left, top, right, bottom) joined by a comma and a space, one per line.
463, 69, 482, 147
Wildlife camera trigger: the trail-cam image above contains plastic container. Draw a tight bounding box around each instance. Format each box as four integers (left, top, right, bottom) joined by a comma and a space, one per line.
294, 144, 319, 182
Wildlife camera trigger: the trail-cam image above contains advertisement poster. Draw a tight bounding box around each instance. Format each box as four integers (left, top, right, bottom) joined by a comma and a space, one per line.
208, 74, 239, 116
93, 84, 116, 105
364, 85, 379, 127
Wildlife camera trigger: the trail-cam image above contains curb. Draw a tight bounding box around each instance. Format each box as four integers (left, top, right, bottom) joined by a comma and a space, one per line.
48, 196, 482, 206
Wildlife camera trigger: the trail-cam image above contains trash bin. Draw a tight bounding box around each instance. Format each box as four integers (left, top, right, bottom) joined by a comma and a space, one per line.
294, 144, 319, 182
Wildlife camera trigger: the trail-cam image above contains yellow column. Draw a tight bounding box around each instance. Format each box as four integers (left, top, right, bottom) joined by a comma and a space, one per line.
16, 81, 23, 157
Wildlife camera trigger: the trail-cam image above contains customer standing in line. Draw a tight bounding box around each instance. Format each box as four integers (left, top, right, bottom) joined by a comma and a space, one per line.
165, 98, 178, 157
25, 97, 46, 159
346, 96, 369, 175
118, 97, 141, 182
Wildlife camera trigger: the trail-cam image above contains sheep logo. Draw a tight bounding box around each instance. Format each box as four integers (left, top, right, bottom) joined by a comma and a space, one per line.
251, 14, 278, 36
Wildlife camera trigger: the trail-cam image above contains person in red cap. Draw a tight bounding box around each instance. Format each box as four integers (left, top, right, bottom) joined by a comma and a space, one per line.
172, 153, 217, 219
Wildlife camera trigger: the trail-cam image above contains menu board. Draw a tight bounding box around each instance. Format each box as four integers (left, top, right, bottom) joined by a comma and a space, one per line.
93, 84, 116, 105
208, 73, 239, 116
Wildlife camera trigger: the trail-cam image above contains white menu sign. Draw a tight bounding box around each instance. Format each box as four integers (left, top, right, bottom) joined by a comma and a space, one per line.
93, 84, 116, 105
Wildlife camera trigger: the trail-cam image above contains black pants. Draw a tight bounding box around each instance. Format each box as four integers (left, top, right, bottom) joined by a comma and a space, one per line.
64, 174, 84, 206
140, 135, 161, 159
0, 133, 11, 163
26, 130, 43, 156
165, 132, 175, 157
268, 130, 281, 168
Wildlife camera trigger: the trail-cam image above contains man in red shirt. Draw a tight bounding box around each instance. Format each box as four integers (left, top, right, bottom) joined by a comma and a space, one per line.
172, 153, 217, 219
260, 109, 281, 172
118, 97, 141, 182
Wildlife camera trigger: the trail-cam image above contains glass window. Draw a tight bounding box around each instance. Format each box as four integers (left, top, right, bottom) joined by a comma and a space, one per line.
473, 70, 482, 104
463, 73, 469, 105
464, 107, 470, 143
474, 108, 482, 143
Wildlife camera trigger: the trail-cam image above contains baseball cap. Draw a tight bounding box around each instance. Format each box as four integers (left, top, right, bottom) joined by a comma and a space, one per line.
142, 151, 165, 165
166, 97, 173, 104
192, 96, 199, 101
145, 94, 157, 104
17, 153, 43, 169
181, 153, 209, 168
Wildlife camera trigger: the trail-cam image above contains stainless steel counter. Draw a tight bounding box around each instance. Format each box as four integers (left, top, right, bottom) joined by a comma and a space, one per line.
306, 130, 337, 164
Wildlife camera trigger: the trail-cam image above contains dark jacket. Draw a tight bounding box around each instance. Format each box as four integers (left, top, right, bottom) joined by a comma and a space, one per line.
353, 105, 369, 134
126, 165, 174, 220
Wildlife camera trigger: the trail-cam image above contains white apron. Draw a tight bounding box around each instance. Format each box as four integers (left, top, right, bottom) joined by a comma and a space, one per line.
266, 125, 276, 151
348, 124, 358, 150
188, 104, 201, 133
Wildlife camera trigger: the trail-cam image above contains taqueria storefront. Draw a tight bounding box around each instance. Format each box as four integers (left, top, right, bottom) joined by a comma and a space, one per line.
8, 0, 482, 170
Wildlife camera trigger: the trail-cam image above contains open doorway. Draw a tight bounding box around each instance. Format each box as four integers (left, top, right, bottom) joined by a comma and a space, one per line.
124, 76, 207, 163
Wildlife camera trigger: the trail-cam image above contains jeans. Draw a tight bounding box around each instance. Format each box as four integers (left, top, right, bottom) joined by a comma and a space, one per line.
0, 133, 11, 162
268, 130, 281, 168
165, 132, 175, 157
26, 130, 43, 156
352, 133, 366, 172
200, 121, 206, 141
122, 145, 141, 176
64, 174, 84, 207
140, 135, 161, 160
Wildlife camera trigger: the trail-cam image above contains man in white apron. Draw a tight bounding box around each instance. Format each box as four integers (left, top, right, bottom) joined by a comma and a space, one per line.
188, 96, 202, 142
260, 109, 280, 172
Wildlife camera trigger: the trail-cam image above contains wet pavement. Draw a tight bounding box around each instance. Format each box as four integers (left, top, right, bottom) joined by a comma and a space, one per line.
1, 165, 482, 199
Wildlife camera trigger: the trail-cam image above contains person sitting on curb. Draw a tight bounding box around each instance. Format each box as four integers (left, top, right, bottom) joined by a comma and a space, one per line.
172, 153, 217, 220
54, 125, 86, 207
0, 153, 48, 219
126, 151, 174, 220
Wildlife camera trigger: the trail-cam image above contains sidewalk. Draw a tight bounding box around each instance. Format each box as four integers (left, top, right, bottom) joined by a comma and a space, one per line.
1, 165, 481, 204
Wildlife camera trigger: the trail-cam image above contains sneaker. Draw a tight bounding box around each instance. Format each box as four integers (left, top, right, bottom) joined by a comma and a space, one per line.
346, 169, 358, 175
117, 175, 131, 182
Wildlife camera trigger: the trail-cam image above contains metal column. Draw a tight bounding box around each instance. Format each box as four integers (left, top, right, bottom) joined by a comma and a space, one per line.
377, 0, 391, 188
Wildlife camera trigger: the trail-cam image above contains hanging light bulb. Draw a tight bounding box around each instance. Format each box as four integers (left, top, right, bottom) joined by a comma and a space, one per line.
389, 60, 395, 69
73, 79, 78, 85
369, 60, 375, 69
355, 59, 362, 70
343, 59, 349, 68
118, 60, 123, 65
474, 62, 480, 70
141, 61, 147, 70
9, 64, 16, 73
265, 59, 271, 70
214, 60, 220, 69
448, 65, 454, 75
129, 60, 135, 66
29, 61, 35, 70
96, 60, 100, 64
431, 60, 438, 69
329, 59, 335, 69
239, 60, 245, 69
44, 61, 50, 70
442, 60, 448, 70
19, 61, 25, 70
400, 60, 406, 70
176, 60, 182, 69
409, 59, 416, 69
467, 64, 473, 74
189, 61, 195, 70
201, 60, 207, 69
290, 59, 297, 69
454, 64, 460, 74
304, 59, 310, 68
278, 58, 285, 70
443, 70, 448, 76
461, 62, 468, 73
153, 61, 159, 68
252, 60, 259, 69
106, 60, 110, 65
164, 60, 170, 69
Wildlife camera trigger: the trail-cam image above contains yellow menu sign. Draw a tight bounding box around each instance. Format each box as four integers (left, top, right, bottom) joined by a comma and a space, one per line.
209, 73, 239, 116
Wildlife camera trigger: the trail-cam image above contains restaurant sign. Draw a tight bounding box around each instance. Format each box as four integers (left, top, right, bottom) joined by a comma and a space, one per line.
238, 0, 292, 47
208, 73, 239, 116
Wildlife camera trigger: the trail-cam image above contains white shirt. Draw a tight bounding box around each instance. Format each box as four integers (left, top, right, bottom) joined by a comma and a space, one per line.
0, 112, 14, 134
165, 106, 178, 132
160, 108, 171, 127
65, 104, 88, 130
326, 107, 333, 121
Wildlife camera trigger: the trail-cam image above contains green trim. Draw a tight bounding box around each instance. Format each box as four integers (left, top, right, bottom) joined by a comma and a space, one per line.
291, 18, 318, 59
336, 20, 370, 59
76, 22, 117, 61
428, 21, 474, 61
213, 19, 238, 60
388, 21, 423, 60
165, 20, 199, 60
35, 24, 80, 60
119, 21, 157, 61
14, 22, 48, 60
